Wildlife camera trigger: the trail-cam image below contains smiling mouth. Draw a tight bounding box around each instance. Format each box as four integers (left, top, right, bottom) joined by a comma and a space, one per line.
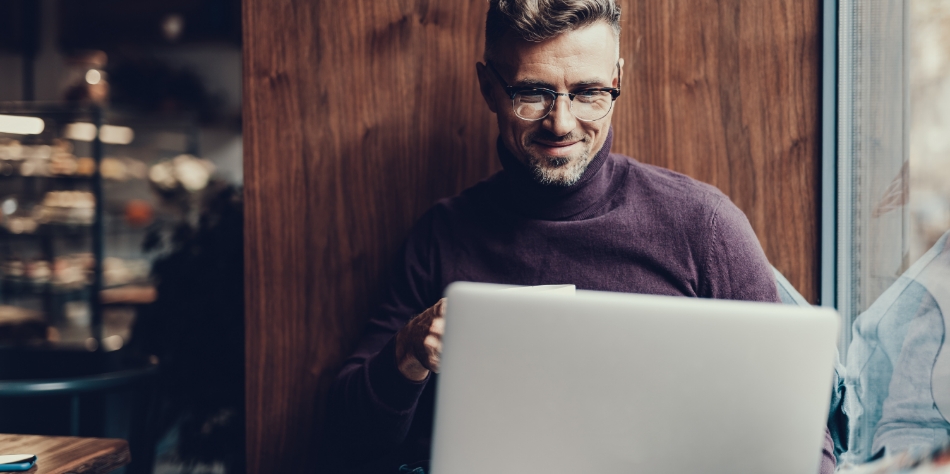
535, 140, 579, 147
533, 139, 583, 157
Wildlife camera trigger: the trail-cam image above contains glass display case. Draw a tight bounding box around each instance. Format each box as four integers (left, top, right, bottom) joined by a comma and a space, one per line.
0, 103, 206, 351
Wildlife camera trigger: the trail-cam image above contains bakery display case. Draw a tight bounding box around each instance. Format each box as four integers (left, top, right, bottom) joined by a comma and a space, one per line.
0, 103, 208, 351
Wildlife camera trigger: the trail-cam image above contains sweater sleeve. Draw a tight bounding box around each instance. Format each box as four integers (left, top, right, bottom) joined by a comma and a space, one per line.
700, 196, 780, 303
820, 426, 837, 474
324, 208, 442, 463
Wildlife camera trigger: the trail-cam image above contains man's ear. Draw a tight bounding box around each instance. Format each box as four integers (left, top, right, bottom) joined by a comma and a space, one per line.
616, 57, 625, 88
475, 62, 498, 114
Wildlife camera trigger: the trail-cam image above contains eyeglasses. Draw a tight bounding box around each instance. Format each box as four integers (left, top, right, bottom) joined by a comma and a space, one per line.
487, 61, 621, 122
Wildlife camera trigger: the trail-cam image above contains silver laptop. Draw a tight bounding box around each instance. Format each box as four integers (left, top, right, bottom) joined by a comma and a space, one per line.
430, 282, 839, 474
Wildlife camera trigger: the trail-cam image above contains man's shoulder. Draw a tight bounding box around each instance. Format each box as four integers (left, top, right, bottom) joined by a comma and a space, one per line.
429, 171, 505, 215
611, 154, 729, 213
408, 171, 504, 235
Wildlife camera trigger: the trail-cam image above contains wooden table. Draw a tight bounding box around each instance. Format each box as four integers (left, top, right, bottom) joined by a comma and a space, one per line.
0, 434, 130, 474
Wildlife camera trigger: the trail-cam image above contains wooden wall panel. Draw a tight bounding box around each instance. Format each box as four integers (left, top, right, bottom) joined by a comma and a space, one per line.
613, 0, 821, 301
244, 0, 821, 472
243, 1, 496, 472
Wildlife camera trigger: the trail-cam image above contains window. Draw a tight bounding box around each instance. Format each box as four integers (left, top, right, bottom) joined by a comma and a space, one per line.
836, 0, 950, 463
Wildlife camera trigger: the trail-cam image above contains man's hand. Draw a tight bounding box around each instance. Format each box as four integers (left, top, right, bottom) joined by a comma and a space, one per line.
394, 298, 447, 382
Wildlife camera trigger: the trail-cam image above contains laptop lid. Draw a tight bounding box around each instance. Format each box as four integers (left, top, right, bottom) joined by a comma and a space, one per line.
431, 282, 839, 474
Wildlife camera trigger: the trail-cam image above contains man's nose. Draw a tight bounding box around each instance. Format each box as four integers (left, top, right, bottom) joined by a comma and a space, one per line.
543, 96, 577, 136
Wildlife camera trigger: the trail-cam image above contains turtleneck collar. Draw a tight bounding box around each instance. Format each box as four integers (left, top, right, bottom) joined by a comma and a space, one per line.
496, 127, 616, 220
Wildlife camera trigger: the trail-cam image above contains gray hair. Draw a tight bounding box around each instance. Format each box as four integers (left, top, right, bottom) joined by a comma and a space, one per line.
484, 0, 622, 61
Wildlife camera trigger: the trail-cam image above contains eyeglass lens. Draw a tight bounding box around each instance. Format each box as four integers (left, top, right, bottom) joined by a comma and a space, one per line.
513, 90, 614, 122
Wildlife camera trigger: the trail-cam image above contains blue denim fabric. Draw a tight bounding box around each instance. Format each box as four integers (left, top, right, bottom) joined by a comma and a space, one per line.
872, 291, 949, 455
772, 268, 848, 459
840, 231, 950, 464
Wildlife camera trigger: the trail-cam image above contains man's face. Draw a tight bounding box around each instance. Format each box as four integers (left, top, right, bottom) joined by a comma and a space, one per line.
477, 22, 623, 186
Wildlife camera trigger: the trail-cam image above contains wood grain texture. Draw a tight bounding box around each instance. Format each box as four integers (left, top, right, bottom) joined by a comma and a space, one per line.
0, 433, 130, 474
243, 1, 496, 472
244, 0, 822, 472
614, 0, 821, 301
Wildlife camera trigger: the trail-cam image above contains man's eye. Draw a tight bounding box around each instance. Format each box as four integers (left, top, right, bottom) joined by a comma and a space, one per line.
576, 90, 607, 104
577, 90, 606, 99
518, 91, 547, 103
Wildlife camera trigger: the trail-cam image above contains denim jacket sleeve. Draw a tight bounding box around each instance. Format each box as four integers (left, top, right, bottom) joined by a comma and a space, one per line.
840, 231, 950, 465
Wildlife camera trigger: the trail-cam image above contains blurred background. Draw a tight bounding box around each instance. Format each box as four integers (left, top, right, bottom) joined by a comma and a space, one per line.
0, 1, 243, 473
909, 0, 950, 263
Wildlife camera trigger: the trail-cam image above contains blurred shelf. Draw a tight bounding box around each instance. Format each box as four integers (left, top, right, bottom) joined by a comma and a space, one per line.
0, 173, 95, 181
99, 285, 156, 306
1, 103, 197, 350
0, 281, 91, 300
0, 222, 94, 238
2, 282, 150, 295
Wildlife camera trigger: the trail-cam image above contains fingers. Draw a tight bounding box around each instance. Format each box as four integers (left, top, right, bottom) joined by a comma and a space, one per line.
429, 315, 445, 335
426, 300, 446, 372
397, 298, 450, 378
414, 300, 446, 372
415, 316, 443, 372
424, 333, 443, 373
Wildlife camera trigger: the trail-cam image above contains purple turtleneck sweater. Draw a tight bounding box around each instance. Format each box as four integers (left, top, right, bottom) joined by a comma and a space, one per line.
326, 129, 835, 473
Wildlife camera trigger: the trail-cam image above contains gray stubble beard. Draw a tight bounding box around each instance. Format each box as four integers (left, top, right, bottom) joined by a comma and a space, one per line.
525, 148, 593, 187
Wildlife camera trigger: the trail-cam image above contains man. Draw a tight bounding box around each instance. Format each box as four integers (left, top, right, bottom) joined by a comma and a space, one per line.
327, 1, 836, 472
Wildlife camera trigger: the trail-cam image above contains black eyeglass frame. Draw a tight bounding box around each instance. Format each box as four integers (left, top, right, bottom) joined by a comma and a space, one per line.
486, 61, 622, 122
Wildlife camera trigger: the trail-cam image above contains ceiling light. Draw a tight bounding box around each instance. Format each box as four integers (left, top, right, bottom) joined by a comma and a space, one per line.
100, 125, 134, 145
85, 69, 102, 85
64, 122, 98, 141
0, 115, 45, 135
64, 123, 135, 145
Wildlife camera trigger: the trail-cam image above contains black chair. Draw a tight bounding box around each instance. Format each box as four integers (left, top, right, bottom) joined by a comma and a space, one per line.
0, 352, 160, 474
